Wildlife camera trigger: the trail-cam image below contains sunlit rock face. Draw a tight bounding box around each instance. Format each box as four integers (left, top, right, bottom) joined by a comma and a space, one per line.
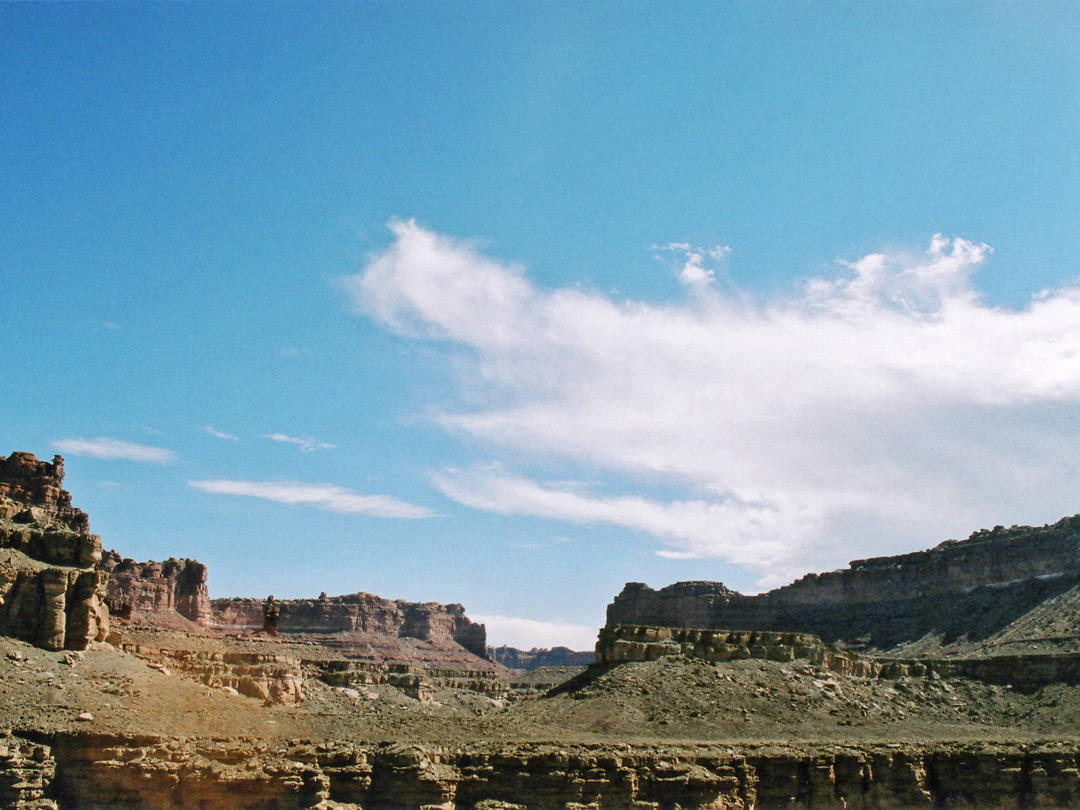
211, 592, 488, 658
0, 452, 89, 533
0, 452, 108, 651
97, 552, 212, 625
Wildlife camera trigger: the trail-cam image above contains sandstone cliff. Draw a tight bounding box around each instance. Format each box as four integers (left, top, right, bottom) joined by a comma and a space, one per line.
9, 734, 1080, 810
608, 515, 1080, 652
211, 592, 488, 658
97, 551, 211, 624
489, 645, 595, 670
0, 452, 88, 533
0, 453, 108, 651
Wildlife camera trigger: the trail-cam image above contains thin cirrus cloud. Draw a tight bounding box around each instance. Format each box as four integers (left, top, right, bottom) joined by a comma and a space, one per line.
432, 465, 797, 571
203, 425, 240, 442
52, 437, 176, 464
188, 479, 437, 519
262, 433, 338, 452
347, 220, 1080, 586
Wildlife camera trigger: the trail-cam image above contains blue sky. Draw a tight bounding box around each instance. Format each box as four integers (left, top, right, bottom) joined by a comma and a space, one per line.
2, 3, 1079, 649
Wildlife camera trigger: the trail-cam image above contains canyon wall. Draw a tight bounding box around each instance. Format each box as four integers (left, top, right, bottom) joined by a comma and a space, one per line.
6, 734, 1079, 809
0, 453, 109, 651
489, 645, 595, 670
211, 593, 488, 658
608, 516, 1080, 650
97, 551, 212, 624
0, 452, 88, 533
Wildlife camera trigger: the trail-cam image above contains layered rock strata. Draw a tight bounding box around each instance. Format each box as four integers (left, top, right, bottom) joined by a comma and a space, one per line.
212, 593, 488, 658
0, 732, 56, 809
316, 659, 509, 702
489, 646, 595, 670
0, 454, 109, 652
599, 624, 1080, 692
119, 643, 305, 704
97, 552, 211, 624
0, 453, 88, 533
608, 516, 1080, 650
6, 734, 1080, 809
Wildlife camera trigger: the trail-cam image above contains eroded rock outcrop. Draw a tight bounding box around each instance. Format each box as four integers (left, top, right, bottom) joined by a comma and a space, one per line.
97, 551, 211, 624
598, 624, 1080, 690
608, 515, 1080, 651
212, 593, 488, 658
317, 659, 508, 702
0, 453, 88, 533
120, 644, 305, 704
12, 734, 1080, 809
0, 453, 109, 652
0, 731, 56, 809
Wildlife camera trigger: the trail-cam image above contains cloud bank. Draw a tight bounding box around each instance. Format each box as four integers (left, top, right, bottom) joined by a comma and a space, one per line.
52, 437, 176, 464
188, 479, 437, 519
347, 221, 1080, 585
473, 614, 599, 651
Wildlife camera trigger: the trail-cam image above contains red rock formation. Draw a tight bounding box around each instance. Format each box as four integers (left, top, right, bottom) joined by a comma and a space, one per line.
211, 592, 488, 658
0, 452, 88, 532
97, 551, 212, 625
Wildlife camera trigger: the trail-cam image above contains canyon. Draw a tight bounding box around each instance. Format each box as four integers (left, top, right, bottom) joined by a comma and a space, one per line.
2, 450, 1080, 808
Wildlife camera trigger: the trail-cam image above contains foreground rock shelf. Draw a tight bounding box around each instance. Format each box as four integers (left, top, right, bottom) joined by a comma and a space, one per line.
1, 733, 1077, 809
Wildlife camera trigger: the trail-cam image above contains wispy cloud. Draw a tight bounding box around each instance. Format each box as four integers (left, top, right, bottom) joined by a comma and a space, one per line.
262, 433, 337, 452
203, 425, 240, 442
472, 613, 598, 650
188, 479, 437, 519
52, 437, 176, 464
347, 221, 1080, 585
652, 240, 732, 288
433, 466, 796, 571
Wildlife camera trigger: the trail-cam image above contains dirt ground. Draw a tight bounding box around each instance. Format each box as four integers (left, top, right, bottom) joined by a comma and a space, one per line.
3, 629, 1077, 750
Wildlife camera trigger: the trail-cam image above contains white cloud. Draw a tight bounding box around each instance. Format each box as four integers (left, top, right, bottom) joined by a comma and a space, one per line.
433, 466, 798, 572
262, 433, 338, 452
347, 222, 1080, 584
188, 479, 437, 519
52, 437, 176, 464
203, 425, 240, 442
652, 240, 731, 288
678, 251, 715, 287
473, 614, 599, 651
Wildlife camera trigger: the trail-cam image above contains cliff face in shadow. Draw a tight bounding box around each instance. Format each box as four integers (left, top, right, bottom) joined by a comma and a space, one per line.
608, 516, 1080, 652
